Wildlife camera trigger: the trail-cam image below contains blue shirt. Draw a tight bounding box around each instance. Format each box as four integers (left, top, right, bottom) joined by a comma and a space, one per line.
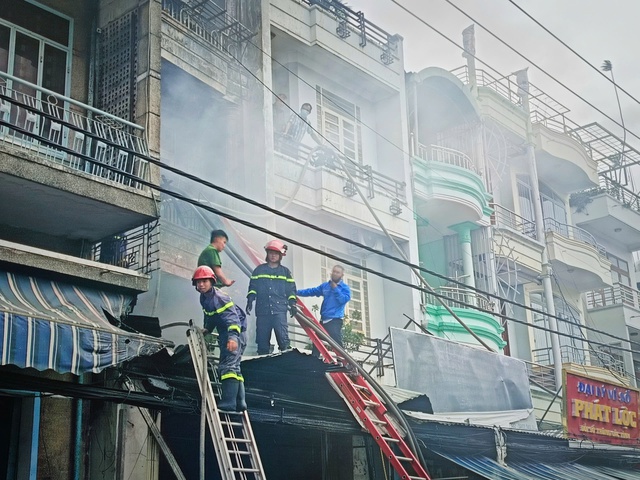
297, 281, 351, 321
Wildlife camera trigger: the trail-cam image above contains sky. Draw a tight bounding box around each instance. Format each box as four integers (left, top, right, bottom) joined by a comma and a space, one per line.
348, 0, 640, 151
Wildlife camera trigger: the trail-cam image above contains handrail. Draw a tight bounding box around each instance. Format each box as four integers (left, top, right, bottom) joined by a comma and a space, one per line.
274, 134, 406, 202
424, 285, 494, 311
543, 218, 606, 257
532, 345, 628, 378
0, 71, 143, 131
490, 203, 537, 240
416, 143, 478, 174
586, 283, 640, 310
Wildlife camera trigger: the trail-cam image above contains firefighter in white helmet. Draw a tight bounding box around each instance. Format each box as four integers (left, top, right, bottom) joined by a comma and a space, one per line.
192, 265, 247, 411
245, 240, 297, 355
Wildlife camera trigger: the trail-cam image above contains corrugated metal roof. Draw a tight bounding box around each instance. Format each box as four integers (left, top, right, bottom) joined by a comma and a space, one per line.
436, 452, 640, 480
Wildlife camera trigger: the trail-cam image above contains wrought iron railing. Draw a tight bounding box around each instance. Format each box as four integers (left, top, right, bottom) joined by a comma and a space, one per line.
571, 176, 640, 216
87, 222, 160, 274
416, 143, 478, 174
523, 360, 556, 391
490, 203, 537, 240
543, 217, 607, 257
302, 0, 398, 65
451, 65, 569, 122
424, 286, 494, 311
274, 134, 406, 203
161, 0, 254, 59
586, 283, 640, 310
0, 71, 150, 190
532, 345, 628, 379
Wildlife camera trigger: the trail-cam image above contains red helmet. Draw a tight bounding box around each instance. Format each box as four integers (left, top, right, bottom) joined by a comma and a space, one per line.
192, 265, 216, 285
264, 239, 287, 256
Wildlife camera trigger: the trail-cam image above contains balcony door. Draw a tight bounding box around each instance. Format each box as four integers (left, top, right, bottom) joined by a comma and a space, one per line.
316, 86, 362, 165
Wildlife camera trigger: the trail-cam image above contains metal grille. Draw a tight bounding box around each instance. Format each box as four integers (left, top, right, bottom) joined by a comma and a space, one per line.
89, 222, 160, 274
97, 11, 138, 122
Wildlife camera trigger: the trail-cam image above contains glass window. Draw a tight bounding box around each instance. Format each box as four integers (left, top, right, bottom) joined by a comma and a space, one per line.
1, 0, 70, 47
316, 86, 362, 164
607, 253, 631, 287
0, 24, 9, 72
516, 174, 534, 223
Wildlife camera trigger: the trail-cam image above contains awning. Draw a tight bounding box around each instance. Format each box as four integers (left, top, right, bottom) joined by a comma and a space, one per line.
437, 452, 640, 480
0, 270, 171, 375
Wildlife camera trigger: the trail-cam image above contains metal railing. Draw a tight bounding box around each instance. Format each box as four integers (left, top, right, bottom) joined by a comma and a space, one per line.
571, 176, 640, 216
451, 65, 569, 123
302, 0, 398, 65
490, 203, 538, 240
586, 283, 640, 310
424, 286, 494, 311
87, 222, 160, 274
416, 143, 478, 174
0, 72, 150, 190
524, 360, 556, 391
274, 134, 406, 203
543, 218, 607, 258
162, 0, 254, 58
532, 345, 628, 379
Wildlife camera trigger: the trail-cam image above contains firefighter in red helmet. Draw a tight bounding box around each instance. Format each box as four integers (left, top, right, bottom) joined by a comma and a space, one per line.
245, 240, 297, 355
192, 265, 248, 411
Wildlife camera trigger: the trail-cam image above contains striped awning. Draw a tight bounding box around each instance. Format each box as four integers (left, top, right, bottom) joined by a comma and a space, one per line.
0, 270, 171, 375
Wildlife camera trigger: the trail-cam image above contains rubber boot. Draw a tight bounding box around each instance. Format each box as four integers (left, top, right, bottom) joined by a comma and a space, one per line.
236, 381, 247, 412
218, 378, 240, 411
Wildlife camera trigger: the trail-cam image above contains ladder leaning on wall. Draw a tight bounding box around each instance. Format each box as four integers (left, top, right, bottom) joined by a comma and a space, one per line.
187, 323, 267, 480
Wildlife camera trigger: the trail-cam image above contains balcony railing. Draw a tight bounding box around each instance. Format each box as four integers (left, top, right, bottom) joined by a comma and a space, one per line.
86, 222, 159, 275
275, 134, 406, 203
490, 203, 538, 240
424, 286, 494, 312
0, 72, 150, 190
302, 0, 399, 65
571, 176, 640, 216
533, 345, 628, 379
162, 0, 255, 59
416, 143, 478, 175
543, 217, 606, 258
586, 283, 640, 310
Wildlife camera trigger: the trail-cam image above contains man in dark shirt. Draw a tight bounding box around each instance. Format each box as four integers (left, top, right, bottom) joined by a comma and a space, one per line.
246, 240, 296, 355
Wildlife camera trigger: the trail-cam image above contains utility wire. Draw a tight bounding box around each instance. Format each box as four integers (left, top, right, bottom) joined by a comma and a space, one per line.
504, 0, 640, 108
390, 0, 640, 147
4, 104, 639, 353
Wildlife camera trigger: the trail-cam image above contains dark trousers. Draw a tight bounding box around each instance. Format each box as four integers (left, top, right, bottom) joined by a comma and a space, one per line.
256, 313, 290, 355
218, 331, 247, 381
312, 318, 343, 359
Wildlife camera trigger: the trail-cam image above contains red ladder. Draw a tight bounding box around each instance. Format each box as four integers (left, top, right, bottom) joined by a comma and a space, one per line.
224, 224, 430, 479
294, 300, 431, 480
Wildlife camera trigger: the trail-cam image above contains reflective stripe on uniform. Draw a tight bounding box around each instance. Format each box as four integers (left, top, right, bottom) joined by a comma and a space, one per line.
250, 275, 295, 282
288, 295, 296, 300
247, 290, 257, 296
203, 300, 234, 316
220, 372, 244, 381
228, 325, 241, 333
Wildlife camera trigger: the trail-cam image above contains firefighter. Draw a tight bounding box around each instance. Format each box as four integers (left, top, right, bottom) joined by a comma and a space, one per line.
192, 266, 247, 411
245, 240, 297, 355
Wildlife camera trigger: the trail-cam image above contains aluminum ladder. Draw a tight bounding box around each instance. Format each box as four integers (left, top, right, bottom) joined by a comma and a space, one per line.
294, 303, 432, 480
187, 324, 266, 480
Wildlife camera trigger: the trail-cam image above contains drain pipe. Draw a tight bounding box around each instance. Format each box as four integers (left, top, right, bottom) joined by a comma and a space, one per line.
516, 69, 563, 391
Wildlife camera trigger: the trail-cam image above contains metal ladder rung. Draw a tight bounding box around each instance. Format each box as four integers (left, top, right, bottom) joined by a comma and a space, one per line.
220, 420, 244, 427
368, 417, 387, 425
383, 436, 400, 443
232, 467, 261, 473
408, 477, 428, 480
362, 399, 379, 407
225, 437, 253, 444
228, 449, 252, 456
395, 456, 414, 462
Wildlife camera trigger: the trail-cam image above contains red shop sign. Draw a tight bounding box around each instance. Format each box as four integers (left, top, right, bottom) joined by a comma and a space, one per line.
564, 370, 640, 446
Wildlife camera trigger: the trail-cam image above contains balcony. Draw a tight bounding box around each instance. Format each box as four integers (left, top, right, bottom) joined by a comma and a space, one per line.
571, 178, 640, 251
544, 218, 611, 291
532, 122, 598, 194
490, 204, 543, 277
423, 286, 505, 351
0, 72, 158, 244
270, 0, 403, 93
273, 137, 409, 237
412, 144, 492, 234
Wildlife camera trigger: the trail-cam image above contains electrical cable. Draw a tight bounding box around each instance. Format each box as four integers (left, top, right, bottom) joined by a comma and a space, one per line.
4, 108, 639, 354
504, 0, 640, 109
390, 0, 640, 146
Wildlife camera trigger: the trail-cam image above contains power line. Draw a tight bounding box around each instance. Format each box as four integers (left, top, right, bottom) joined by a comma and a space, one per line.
504, 0, 640, 109
390, 0, 640, 147
6, 91, 638, 356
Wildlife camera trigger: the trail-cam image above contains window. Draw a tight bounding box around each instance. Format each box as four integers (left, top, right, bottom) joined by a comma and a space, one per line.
516, 174, 535, 223
0, 1, 71, 96
540, 183, 568, 235
321, 249, 370, 336
316, 86, 362, 164
607, 253, 631, 287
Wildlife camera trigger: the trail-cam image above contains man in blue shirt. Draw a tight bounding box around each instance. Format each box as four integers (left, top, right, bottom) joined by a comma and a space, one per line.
297, 265, 351, 358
